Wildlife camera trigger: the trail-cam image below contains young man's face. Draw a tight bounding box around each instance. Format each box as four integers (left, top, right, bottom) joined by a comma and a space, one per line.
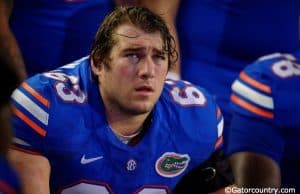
95, 23, 169, 115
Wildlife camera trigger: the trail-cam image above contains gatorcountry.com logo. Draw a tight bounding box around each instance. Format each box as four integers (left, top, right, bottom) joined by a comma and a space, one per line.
155, 152, 190, 178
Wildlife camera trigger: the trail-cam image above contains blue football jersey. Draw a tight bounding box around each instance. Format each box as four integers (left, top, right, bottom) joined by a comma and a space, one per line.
11, 57, 224, 193
227, 52, 300, 188
10, 0, 114, 76
177, 0, 300, 134
0, 156, 21, 194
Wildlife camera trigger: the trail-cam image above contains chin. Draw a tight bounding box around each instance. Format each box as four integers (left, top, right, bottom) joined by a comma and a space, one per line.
127, 103, 154, 115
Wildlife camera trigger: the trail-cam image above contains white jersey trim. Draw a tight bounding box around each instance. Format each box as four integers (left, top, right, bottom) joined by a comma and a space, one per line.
13, 137, 31, 147
217, 118, 224, 138
232, 80, 274, 109
12, 89, 49, 125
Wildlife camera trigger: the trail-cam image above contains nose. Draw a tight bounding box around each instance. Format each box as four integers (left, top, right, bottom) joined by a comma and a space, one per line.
137, 56, 155, 79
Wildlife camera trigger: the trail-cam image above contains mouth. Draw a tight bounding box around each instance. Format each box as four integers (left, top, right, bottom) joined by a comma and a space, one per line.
135, 86, 154, 93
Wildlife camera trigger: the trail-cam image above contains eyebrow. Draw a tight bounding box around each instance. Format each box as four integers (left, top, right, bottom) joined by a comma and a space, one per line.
121, 47, 165, 55
122, 47, 144, 53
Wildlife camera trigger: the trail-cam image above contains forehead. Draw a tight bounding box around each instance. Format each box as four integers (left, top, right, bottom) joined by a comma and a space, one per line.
113, 24, 164, 50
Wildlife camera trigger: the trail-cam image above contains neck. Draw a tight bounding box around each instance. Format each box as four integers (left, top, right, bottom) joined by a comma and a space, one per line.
105, 108, 151, 137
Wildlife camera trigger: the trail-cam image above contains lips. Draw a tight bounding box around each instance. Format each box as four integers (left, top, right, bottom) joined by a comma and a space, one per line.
135, 85, 154, 92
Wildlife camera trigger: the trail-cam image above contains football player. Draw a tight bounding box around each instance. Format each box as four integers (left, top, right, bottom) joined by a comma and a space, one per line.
0, 0, 115, 78
228, 52, 300, 189
8, 6, 231, 194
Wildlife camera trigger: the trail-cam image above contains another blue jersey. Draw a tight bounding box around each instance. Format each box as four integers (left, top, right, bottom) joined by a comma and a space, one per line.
227, 52, 300, 188
10, 0, 114, 76
0, 156, 21, 194
11, 57, 224, 193
177, 0, 300, 133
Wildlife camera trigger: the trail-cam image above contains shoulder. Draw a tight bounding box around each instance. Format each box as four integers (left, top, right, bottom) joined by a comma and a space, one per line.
162, 79, 216, 110
241, 52, 300, 85
231, 52, 300, 121
160, 79, 220, 127
12, 56, 90, 116
13, 56, 90, 107
11, 57, 91, 152
159, 79, 223, 149
247, 52, 300, 80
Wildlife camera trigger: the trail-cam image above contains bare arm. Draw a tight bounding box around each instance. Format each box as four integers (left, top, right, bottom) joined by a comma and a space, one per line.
8, 149, 51, 194
230, 151, 281, 188
0, 0, 27, 83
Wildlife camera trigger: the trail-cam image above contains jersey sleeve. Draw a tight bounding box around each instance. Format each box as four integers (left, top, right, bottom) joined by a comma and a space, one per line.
164, 79, 224, 155
227, 58, 284, 164
11, 74, 53, 155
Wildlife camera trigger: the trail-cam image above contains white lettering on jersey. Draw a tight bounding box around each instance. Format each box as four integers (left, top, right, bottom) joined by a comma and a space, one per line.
257, 53, 300, 78
43, 72, 87, 104
166, 80, 206, 106
60, 182, 168, 194
43, 71, 68, 82
55, 82, 86, 103
61, 183, 111, 194
272, 60, 300, 78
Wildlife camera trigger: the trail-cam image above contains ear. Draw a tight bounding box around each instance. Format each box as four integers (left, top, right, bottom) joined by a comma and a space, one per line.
90, 57, 103, 76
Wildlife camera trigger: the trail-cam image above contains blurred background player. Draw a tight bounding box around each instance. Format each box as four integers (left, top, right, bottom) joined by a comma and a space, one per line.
0, 57, 22, 193
8, 7, 230, 193
0, 0, 139, 81
227, 52, 300, 190
0, 0, 179, 83
178, 0, 299, 131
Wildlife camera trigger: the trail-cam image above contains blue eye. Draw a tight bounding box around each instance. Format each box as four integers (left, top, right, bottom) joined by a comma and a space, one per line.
126, 54, 139, 64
